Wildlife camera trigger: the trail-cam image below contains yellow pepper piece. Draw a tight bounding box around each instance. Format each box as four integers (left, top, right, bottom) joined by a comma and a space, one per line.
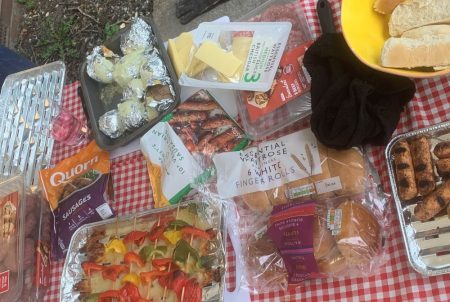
122, 273, 141, 287
163, 230, 182, 245
105, 238, 128, 254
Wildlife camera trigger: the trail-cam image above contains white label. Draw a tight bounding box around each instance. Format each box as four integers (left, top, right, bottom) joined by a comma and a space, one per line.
327, 209, 342, 236
287, 183, 316, 199
141, 122, 203, 200
96, 203, 114, 220
213, 129, 322, 198
315, 176, 342, 195
242, 35, 279, 84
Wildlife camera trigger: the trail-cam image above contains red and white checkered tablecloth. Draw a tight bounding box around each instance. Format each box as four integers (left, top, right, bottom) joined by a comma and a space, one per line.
43, 1, 450, 301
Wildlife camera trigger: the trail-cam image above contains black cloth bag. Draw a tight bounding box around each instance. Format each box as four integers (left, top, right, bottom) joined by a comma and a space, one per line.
303, 33, 416, 149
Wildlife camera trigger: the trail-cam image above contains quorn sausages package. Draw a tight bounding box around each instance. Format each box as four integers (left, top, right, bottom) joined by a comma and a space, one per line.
141, 89, 248, 208
204, 128, 390, 291
39, 141, 115, 259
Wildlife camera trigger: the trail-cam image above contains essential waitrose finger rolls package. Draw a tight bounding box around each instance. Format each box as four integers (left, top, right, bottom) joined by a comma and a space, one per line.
178, 22, 292, 91
209, 128, 390, 291
141, 89, 248, 208
39, 141, 115, 259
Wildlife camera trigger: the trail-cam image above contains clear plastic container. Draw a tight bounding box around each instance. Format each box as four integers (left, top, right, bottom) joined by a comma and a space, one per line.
0, 175, 25, 302
236, 0, 314, 140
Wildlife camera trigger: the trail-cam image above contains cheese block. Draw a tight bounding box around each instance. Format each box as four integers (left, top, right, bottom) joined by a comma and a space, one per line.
167, 32, 194, 77
194, 41, 243, 78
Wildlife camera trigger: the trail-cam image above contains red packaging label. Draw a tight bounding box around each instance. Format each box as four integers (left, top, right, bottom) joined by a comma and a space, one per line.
34, 241, 51, 287
242, 41, 313, 122
267, 201, 324, 285
0, 270, 9, 294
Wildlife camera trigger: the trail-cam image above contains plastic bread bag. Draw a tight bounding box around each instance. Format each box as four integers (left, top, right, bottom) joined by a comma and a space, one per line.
178, 22, 292, 91
224, 182, 389, 292
39, 141, 115, 259
212, 127, 368, 214
140, 89, 249, 208
202, 127, 390, 291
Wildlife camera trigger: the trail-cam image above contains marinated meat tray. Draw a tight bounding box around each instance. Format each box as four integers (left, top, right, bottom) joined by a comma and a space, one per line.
386, 121, 450, 276
0, 61, 66, 187
60, 199, 226, 302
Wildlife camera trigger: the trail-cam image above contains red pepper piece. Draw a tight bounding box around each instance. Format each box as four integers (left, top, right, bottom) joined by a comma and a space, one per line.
151, 258, 178, 272
124, 251, 145, 268
140, 270, 171, 284
184, 279, 202, 302
148, 224, 166, 242
123, 231, 148, 246
172, 271, 189, 300
120, 283, 145, 302
81, 262, 104, 275
101, 265, 128, 281
180, 226, 212, 240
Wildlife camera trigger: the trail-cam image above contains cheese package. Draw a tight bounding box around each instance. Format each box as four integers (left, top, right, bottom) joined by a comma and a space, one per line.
179, 22, 292, 91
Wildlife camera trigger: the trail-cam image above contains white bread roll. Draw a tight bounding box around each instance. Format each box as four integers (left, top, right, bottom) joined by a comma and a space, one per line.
373, 0, 405, 14
401, 24, 450, 38
380, 35, 450, 68
389, 0, 450, 36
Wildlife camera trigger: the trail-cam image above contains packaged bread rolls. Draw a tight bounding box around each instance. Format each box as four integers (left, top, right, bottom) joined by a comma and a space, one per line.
228, 192, 389, 293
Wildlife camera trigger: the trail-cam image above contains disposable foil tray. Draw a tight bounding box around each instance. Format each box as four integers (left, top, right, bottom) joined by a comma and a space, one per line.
386, 121, 450, 276
61, 199, 226, 302
0, 61, 65, 187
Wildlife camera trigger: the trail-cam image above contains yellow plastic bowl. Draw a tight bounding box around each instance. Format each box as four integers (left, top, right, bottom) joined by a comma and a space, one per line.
341, 0, 450, 78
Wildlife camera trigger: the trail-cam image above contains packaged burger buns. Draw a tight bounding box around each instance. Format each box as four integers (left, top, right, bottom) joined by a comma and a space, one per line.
39, 141, 115, 259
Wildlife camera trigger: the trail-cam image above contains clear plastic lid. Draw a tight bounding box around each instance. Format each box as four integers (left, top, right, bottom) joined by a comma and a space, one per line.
236, 0, 314, 140
0, 175, 25, 302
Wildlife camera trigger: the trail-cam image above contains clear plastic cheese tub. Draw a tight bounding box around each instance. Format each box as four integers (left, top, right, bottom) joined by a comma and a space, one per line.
236, 0, 314, 140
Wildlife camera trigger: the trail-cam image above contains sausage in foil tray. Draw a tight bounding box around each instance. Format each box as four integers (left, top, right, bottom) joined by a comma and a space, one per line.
386, 123, 450, 276
141, 89, 249, 208
60, 199, 226, 302
39, 141, 115, 259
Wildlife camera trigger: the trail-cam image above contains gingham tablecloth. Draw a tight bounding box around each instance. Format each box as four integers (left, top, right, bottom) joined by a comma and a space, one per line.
43, 1, 450, 301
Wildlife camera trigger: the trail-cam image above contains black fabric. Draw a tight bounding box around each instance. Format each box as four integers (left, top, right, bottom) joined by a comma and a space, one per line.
303, 33, 416, 149
176, 0, 229, 24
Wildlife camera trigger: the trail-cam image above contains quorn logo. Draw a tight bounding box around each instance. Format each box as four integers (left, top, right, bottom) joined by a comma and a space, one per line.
49, 156, 99, 186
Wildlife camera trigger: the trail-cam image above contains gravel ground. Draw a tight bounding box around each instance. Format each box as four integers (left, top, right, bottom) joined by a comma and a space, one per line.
16, 0, 154, 83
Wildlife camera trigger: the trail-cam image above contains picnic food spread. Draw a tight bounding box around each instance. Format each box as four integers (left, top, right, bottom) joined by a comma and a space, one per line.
0, 0, 449, 302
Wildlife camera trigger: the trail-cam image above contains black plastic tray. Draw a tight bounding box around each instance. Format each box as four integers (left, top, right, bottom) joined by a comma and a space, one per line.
79, 17, 181, 151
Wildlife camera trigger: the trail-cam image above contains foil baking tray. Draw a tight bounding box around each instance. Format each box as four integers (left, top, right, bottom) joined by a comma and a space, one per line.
0, 61, 65, 187
386, 121, 450, 276
60, 199, 226, 302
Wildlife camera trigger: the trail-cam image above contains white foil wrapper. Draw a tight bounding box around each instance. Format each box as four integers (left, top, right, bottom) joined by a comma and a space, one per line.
146, 98, 174, 112
120, 17, 155, 55
112, 50, 145, 88
141, 49, 171, 86
118, 99, 147, 129
86, 46, 115, 84
123, 78, 146, 100
99, 109, 125, 138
